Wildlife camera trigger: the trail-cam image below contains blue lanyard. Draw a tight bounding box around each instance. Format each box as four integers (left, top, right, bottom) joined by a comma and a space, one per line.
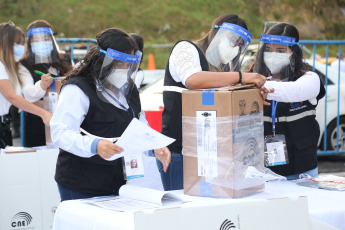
271, 100, 278, 136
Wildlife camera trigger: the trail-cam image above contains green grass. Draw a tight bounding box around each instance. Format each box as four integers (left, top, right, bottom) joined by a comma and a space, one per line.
1, 0, 344, 68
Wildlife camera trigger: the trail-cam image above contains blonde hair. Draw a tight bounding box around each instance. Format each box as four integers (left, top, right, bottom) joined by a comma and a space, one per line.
0, 22, 24, 88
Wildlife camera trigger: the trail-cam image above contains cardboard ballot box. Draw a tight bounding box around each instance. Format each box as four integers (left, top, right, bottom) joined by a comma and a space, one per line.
182, 85, 265, 198
44, 77, 65, 148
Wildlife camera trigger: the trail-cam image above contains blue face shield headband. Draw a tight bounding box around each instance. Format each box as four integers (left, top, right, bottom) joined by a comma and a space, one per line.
214, 22, 252, 47
259, 34, 298, 46
26, 27, 54, 38
99, 48, 142, 63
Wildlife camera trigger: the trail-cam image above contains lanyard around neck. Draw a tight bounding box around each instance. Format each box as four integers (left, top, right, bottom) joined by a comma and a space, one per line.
104, 90, 135, 120
271, 100, 278, 136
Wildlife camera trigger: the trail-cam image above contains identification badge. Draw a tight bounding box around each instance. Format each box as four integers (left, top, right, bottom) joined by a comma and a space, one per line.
48, 92, 59, 113
264, 134, 289, 167
123, 154, 145, 180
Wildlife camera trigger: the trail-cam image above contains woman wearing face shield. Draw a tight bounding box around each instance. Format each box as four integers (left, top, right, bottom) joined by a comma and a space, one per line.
0, 22, 52, 148
50, 27, 170, 201
20, 20, 73, 147
158, 13, 268, 191
254, 23, 326, 180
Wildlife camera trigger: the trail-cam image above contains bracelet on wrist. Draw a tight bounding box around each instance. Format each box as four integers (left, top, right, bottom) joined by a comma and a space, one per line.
238, 71, 242, 85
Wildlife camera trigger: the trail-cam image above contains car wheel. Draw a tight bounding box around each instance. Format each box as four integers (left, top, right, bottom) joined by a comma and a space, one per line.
326, 117, 345, 151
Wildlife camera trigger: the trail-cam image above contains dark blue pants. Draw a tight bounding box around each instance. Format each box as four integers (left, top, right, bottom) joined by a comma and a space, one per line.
156, 152, 183, 191
57, 184, 99, 202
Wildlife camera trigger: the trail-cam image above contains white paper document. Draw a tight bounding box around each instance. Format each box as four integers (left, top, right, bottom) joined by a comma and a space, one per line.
82, 185, 185, 212
105, 118, 175, 161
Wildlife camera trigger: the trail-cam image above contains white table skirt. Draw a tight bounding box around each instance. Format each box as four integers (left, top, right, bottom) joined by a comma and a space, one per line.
53, 180, 345, 230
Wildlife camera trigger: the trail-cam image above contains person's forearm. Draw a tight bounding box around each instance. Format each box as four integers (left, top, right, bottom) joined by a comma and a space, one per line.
7, 94, 47, 117
265, 74, 320, 102
185, 71, 240, 89
33, 100, 44, 108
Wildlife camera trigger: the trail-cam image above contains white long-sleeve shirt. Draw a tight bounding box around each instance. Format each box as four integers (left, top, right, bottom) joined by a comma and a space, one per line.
20, 68, 46, 103
50, 84, 148, 158
0, 62, 46, 115
264, 71, 321, 105
21, 65, 62, 103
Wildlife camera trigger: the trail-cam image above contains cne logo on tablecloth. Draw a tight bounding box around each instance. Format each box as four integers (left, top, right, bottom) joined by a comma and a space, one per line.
11, 212, 33, 228
220, 219, 236, 229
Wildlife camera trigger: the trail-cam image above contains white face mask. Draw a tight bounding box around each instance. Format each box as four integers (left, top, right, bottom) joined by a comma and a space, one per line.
264, 52, 291, 74
14, 44, 25, 62
31, 41, 54, 58
106, 69, 128, 88
218, 38, 240, 64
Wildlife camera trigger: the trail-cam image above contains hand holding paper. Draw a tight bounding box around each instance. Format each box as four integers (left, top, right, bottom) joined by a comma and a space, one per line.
97, 140, 124, 159
104, 118, 175, 161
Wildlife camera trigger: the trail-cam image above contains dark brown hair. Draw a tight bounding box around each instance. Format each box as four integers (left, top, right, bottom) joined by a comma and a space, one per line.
196, 14, 248, 72
254, 23, 310, 80
64, 27, 138, 83
196, 14, 248, 54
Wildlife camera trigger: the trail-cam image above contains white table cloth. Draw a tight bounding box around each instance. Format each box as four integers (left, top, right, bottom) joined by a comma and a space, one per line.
53, 180, 345, 230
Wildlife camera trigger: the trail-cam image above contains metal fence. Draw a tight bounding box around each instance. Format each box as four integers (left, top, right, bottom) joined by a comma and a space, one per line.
56, 38, 97, 61
300, 40, 345, 155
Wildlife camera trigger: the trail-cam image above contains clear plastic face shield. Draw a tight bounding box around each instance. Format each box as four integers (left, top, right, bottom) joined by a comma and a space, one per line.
96, 48, 142, 106
205, 22, 252, 72
256, 34, 298, 81
26, 27, 60, 64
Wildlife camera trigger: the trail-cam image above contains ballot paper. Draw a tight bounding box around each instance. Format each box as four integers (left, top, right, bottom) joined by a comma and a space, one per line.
296, 174, 345, 191
105, 118, 175, 161
82, 184, 185, 212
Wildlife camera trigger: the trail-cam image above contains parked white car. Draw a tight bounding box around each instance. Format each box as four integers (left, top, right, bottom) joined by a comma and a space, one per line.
139, 61, 345, 152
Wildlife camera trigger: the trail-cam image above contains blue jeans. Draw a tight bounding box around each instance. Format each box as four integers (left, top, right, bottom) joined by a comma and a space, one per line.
57, 183, 101, 202
285, 167, 318, 180
156, 152, 183, 191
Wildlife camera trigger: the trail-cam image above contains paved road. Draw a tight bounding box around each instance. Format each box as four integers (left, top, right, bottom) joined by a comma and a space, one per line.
11, 138, 345, 177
